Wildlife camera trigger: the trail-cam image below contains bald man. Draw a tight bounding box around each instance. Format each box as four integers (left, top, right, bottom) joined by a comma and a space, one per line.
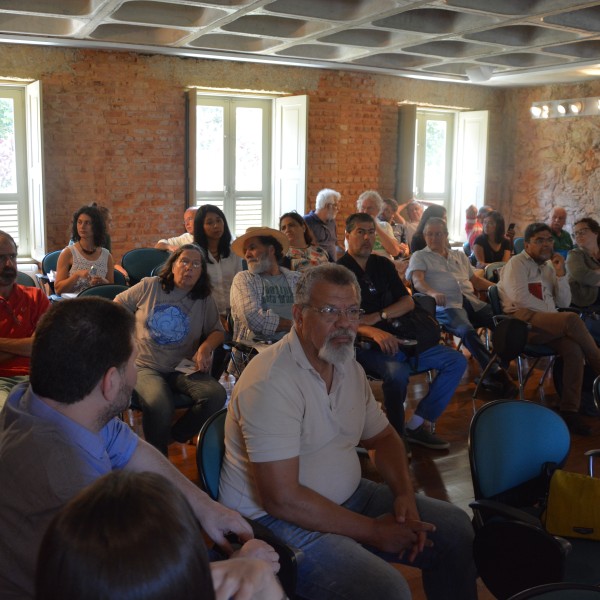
548, 207, 574, 254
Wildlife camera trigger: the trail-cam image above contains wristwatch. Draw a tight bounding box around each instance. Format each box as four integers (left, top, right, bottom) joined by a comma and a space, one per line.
380, 310, 388, 321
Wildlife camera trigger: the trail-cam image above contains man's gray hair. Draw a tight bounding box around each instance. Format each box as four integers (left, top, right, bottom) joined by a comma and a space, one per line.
295, 263, 361, 307
356, 190, 383, 212
424, 217, 448, 235
315, 188, 341, 211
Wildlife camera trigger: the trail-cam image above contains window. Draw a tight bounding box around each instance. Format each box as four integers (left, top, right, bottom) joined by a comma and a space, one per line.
0, 82, 45, 260
188, 92, 307, 236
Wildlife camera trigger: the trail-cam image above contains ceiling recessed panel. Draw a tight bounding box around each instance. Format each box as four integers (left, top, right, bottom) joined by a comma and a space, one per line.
221, 15, 325, 38
465, 24, 578, 46
111, 2, 226, 28
275, 44, 361, 60
543, 40, 600, 59
263, 0, 396, 21
89, 23, 189, 45
479, 52, 567, 67
0, 0, 97, 16
403, 40, 498, 58
544, 7, 600, 32
373, 8, 496, 34
0, 14, 82, 35
189, 33, 281, 51
445, 0, 592, 16
353, 53, 434, 69
318, 28, 396, 48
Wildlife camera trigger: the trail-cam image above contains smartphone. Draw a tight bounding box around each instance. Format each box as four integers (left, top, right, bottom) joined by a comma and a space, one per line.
508, 223, 515, 232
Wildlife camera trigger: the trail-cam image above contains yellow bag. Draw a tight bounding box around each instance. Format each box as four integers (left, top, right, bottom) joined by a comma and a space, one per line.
543, 469, 600, 540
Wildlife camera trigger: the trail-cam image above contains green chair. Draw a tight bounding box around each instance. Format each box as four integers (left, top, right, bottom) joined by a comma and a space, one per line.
121, 248, 169, 286
113, 269, 128, 286
16, 271, 37, 287
76, 284, 128, 300
36, 250, 61, 294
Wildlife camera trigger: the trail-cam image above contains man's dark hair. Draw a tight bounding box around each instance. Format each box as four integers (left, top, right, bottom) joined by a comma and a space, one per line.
70, 205, 106, 248
345, 212, 375, 233
0, 230, 17, 251
524, 222, 552, 242
158, 244, 211, 300
30, 298, 135, 404
257, 236, 284, 261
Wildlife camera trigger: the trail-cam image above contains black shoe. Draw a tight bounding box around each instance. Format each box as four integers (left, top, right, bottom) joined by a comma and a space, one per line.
405, 425, 450, 450
560, 411, 592, 436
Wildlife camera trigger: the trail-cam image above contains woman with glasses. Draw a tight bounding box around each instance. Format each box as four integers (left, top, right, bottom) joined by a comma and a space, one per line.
115, 244, 225, 456
279, 211, 329, 272
566, 218, 600, 311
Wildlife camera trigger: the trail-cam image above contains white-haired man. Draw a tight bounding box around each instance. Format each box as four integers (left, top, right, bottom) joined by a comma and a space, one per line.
155, 206, 198, 252
304, 188, 341, 261
357, 190, 402, 260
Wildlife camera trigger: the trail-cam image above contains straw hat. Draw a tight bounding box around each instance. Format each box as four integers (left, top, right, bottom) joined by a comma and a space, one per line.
231, 226, 290, 257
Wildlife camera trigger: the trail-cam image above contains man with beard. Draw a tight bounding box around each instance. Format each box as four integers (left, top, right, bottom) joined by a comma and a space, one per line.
219, 263, 477, 600
230, 227, 300, 347
498, 222, 600, 435
338, 214, 466, 451
0, 298, 276, 599
0, 231, 50, 408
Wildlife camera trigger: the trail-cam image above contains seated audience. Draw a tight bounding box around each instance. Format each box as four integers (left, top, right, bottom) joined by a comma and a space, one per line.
338, 214, 466, 450
379, 198, 409, 257
36, 470, 283, 600
548, 206, 574, 255
155, 207, 198, 252
401, 200, 423, 247
304, 188, 341, 262
55, 205, 114, 295
219, 263, 478, 600
0, 231, 50, 408
410, 205, 447, 253
0, 297, 257, 599
408, 218, 516, 396
498, 222, 600, 434
356, 190, 402, 259
567, 217, 600, 311
279, 211, 329, 271
115, 244, 225, 456
472, 210, 512, 268
465, 205, 493, 249
193, 204, 243, 321
230, 227, 300, 346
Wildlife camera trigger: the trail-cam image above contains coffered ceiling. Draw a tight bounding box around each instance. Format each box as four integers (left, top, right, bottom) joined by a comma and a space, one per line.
2, 0, 600, 87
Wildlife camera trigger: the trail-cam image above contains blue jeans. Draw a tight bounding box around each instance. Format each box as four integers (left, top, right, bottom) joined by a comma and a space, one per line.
257, 479, 477, 600
355, 344, 467, 435
135, 367, 226, 455
435, 301, 494, 372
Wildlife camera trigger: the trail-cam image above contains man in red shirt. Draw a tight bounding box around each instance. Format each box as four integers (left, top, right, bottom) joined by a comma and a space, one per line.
0, 231, 50, 407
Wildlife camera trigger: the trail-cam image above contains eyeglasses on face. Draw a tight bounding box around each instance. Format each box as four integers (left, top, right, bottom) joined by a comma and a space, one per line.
178, 258, 202, 269
303, 305, 364, 322
573, 228, 591, 237
529, 236, 554, 246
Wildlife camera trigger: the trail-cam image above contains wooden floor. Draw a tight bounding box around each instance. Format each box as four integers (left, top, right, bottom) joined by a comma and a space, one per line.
159, 347, 600, 600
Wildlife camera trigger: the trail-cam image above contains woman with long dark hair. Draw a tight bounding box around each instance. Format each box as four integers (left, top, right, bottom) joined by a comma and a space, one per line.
472, 210, 511, 268
115, 244, 225, 455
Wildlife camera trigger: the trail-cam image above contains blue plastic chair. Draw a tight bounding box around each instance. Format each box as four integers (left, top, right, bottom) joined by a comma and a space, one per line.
113, 269, 128, 286
76, 284, 129, 300
514, 237, 525, 254
121, 248, 169, 286
469, 400, 600, 599
16, 271, 36, 287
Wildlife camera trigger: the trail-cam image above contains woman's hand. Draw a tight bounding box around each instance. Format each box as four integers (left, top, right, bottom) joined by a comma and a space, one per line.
194, 343, 214, 373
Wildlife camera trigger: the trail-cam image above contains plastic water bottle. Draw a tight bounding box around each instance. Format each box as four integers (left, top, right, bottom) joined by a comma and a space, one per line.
219, 373, 236, 406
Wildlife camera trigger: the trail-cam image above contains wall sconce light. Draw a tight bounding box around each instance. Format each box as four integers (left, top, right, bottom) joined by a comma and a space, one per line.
530, 97, 600, 119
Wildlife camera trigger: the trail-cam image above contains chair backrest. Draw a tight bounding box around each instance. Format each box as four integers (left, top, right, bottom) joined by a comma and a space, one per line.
491, 318, 529, 362
121, 248, 169, 286
514, 237, 525, 255
113, 269, 128, 286
469, 400, 570, 501
76, 284, 129, 300
16, 271, 36, 287
41, 250, 61, 275
508, 582, 600, 599
413, 292, 436, 316
487, 284, 503, 316
196, 408, 227, 500
463, 241, 471, 256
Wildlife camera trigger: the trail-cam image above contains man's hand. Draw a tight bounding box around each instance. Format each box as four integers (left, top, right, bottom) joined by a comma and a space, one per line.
198, 502, 254, 555
210, 557, 284, 600
369, 513, 434, 560
362, 327, 403, 355
393, 492, 435, 562
551, 253, 566, 277
430, 291, 446, 306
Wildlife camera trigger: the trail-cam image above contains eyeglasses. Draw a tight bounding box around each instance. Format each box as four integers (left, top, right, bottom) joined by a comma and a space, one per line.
573, 228, 591, 237
178, 258, 202, 269
303, 305, 364, 322
0, 253, 17, 263
529, 236, 554, 246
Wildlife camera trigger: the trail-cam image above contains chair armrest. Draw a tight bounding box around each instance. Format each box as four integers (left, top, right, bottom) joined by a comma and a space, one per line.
469, 499, 543, 527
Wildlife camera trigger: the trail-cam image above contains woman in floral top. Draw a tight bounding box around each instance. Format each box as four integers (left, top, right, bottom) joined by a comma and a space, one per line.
279, 212, 329, 272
